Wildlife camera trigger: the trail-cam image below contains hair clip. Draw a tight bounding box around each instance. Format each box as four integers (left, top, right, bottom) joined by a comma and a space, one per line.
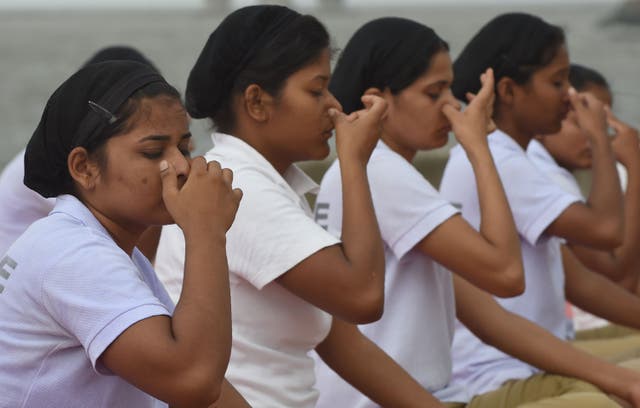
88, 100, 118, 124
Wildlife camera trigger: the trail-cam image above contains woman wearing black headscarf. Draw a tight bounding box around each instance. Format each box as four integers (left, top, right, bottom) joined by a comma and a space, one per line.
0, 45, 160, 257
437, 12, 640, 407
0, 60, 244, 407
153, 5, 478, 407
313, 16, 640, 408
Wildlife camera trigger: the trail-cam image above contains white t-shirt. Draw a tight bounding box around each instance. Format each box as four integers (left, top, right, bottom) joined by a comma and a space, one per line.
0, 195, 173, 408
437, 130, 580, 403
527, 139, 609, 332
0, 149, 55, 255
155, 133, 340, 408
312, 141, 459, 408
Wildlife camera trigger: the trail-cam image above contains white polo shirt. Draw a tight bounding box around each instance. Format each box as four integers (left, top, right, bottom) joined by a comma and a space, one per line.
437, 130, 580, 403
0, 195, 173, 408
0, 149, 55, 255
312, 141, 459, 408
527, 139, 609, 332
155, 133, 340, 408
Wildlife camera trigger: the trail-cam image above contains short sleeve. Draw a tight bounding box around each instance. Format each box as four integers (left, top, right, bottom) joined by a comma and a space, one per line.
41, 234, 171, 371
227, 170, 340, 289
498, 156, 580, 245
367, 152, 458, 259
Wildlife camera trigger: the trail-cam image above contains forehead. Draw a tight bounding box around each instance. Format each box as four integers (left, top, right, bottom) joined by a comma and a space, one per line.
582, 83, 613, 106
286, 48, 331, 83
412, 51, 453, 86
535, 44, 570, 77
129, 97, 188, 129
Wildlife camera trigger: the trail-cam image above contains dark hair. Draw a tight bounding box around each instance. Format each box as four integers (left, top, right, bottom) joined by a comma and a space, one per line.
452, 13, 565, 101
330, 17, 449, 114
569, 64, 609, 92
186, 5, 330, 133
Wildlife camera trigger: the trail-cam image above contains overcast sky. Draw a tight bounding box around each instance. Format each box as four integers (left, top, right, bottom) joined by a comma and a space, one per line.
0, 0, 617, 9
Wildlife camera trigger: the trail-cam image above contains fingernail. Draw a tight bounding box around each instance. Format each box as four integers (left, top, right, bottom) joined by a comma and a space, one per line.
568, 87, 577, 95
328, 108, 337, 117
159, 160, 168, 171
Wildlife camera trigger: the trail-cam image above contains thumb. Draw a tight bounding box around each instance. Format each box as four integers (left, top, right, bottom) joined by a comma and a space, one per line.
441, 103, 459, 123
328, 107, 347, 126
159, 160, 178, 200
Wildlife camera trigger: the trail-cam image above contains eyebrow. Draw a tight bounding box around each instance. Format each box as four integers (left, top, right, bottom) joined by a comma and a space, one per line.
424, 80, 450, 88
312, 75, 330, 82
138, 132, 192, 143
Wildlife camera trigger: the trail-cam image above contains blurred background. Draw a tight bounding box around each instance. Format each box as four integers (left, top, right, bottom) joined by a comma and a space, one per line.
1, 0, 639, 186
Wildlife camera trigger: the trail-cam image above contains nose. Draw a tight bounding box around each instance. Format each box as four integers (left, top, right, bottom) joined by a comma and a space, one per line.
327, 90, 343, 113
171, 148, 191, 180
443, 89, 462, 111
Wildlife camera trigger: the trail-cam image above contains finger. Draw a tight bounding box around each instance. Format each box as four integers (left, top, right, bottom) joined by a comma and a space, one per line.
361, 94, 377, 110
159, 160, 178, 199
473, 68, 495, 105
441, 103, 460, 123
361, 96, 388, 120
344, 111, 360, 122
568, 87, 586, 113
207, 159, 222, 173
221, 167, 234, 187
328, 107, 347, 126
604, 105, 622, 129
232, 188, 243, 203
190, 156, 208, 174
466, 92, 476, 103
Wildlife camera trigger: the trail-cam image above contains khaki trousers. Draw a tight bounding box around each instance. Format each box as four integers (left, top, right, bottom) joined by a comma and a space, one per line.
443, 373, 620, 408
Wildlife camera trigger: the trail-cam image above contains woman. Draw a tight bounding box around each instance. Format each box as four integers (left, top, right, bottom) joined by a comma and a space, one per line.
313, 16, 640, 408
528, 63, 640, 343
0, 60, 243, 407
440, 12, 640, 404
154, 5, 395, 407
0, 45, 160, 256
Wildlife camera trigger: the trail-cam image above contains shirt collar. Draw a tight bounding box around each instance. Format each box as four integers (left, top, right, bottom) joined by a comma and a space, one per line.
527, 138, 559, 167
488, 128, 527, 154
210, 132, 320, 196
50, 194, 113, 240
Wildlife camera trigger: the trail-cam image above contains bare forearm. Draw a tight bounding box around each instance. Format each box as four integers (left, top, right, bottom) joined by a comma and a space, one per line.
316, 319, 443, 408
564, 244, 640, 330
466, 144, 521, 262
587, 135, 623, 227
172, 230, 232, 382
455, 276, 639, 402
339, 160, 385, 286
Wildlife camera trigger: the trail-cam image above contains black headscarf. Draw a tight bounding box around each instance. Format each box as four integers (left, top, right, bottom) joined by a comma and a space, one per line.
452, 13, 565, 101
186, 5, 300, 119
330, 17, 448, 114
24, 61, 166, 198
82, 45, 159, 72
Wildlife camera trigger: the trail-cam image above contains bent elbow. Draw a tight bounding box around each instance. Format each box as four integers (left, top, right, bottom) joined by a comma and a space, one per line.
345, 287, 385, 324
493, 263, 525, 298
167, 368, 223, 408
598, 220, 623, 250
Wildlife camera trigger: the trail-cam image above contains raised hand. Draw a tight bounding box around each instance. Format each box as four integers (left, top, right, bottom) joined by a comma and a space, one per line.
160, 157, 242, 236
332, 94, 388, 165
607, 106, 640, 167
442, 68, 495, 151
568, 87, 608, 141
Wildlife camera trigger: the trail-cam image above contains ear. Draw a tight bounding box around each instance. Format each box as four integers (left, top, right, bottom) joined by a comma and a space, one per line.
496, 77, 516, 107
67, 146, 101, 192
243, 84, 273, 123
